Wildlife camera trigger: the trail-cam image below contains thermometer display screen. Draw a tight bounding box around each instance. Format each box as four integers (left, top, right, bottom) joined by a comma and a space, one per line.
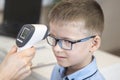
16, 24, 35, 47
20, 28, 30, 39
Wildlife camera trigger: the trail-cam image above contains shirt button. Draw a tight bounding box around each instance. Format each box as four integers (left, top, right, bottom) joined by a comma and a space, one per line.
65, 77, 69, 80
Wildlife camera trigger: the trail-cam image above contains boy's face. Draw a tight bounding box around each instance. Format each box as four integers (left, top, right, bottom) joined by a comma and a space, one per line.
49, 21, 95, 68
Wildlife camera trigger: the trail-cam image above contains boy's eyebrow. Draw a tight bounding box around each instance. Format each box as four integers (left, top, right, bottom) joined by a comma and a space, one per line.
60, 37, 75, 41
49, 33, 77, 41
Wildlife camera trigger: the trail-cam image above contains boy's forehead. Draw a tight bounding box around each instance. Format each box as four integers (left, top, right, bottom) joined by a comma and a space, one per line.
49, 20, 87, 33
49, 20, 88, 38
49, 20, 86, 29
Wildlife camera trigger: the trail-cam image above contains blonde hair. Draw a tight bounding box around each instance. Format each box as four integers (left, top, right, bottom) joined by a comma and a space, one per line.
48, 0, 104, 36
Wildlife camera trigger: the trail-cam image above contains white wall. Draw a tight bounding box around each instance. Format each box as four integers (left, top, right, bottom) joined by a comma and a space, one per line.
0, 0, 4, 11
99, 0, 120, 51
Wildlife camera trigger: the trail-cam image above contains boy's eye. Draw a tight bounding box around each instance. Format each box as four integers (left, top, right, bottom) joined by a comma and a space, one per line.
62, 40, 71, 46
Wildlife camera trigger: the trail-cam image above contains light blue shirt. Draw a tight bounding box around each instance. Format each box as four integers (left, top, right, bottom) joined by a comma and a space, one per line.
51, 56, 105, 80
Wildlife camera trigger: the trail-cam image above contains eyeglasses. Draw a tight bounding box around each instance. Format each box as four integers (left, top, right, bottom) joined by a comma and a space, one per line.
46, 35, 96, 50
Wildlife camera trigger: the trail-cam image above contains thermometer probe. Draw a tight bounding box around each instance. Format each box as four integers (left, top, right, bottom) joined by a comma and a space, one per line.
16, 24, 48, 51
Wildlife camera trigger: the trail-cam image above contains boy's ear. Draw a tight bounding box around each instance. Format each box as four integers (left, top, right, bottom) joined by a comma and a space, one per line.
90, 35, 101, 53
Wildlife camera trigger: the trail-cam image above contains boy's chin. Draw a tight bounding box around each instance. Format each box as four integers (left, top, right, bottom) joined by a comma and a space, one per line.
57, 62, 69, 67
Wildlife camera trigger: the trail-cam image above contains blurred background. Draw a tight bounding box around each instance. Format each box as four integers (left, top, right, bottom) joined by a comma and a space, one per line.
0, 0, 120, 80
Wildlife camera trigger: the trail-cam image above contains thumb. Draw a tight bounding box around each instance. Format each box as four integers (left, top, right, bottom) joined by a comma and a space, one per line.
7, 45, 17, 56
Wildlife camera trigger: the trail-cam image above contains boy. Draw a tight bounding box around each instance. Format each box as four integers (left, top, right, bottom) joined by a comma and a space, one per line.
46, 0, 105, 80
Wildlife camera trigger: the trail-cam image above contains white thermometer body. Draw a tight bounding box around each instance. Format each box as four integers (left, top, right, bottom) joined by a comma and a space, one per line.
16, 24, 48, 51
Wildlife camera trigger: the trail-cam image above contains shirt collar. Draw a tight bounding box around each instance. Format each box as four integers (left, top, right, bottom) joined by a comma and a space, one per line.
58, 56, 98, 80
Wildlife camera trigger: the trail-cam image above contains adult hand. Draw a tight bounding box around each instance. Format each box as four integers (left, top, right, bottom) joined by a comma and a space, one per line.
0, 45, 36, 80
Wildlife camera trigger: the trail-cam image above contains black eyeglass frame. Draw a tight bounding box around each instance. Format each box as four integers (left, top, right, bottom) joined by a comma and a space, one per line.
46, 35, 96, 50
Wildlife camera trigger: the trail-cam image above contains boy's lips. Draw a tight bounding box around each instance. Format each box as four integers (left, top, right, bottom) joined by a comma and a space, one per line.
55, 55, 67, 60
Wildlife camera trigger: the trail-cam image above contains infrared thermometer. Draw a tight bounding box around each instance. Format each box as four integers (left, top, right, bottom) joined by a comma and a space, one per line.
16, 24, 48, 51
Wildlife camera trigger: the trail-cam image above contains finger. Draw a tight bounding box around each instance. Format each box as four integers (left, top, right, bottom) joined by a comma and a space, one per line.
9, 45, 17, 53
7, 45, 17, 57
15, 55, 34, 69
21, 56, 35, 65
14, 66, 31, 79
27, 62, 32, 67
19, 47, 36, 57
